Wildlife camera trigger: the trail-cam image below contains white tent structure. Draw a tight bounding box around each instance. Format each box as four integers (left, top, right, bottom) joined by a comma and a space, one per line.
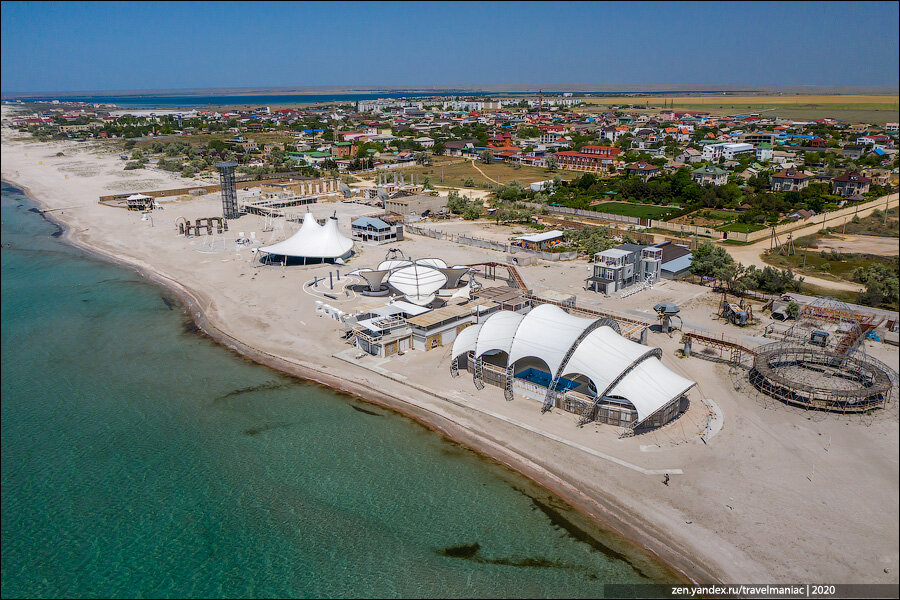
352, 257, 468, 304
387, 264, 447, 306
259, 212, 353, 263
450, 305, 695, 429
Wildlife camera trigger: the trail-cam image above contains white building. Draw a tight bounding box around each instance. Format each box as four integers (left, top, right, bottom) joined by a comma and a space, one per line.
701, 142, 754, 161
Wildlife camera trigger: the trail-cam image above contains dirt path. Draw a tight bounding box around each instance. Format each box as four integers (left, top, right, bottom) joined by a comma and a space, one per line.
470, 159, 501, 185
720, 194, 898, 292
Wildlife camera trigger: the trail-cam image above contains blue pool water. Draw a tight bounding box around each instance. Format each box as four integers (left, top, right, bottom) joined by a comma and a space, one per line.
516, 368, 581, 392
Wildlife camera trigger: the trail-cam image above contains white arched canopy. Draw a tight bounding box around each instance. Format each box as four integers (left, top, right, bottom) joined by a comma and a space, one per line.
507, 304, 595, 376
608, 357, 696, 422
475, 311, 525, 358
560, 325, 661, 401
387, 264, 447, 306
415, 257, 448, 269
449, 308, 696, 427
451, 323, 482, 361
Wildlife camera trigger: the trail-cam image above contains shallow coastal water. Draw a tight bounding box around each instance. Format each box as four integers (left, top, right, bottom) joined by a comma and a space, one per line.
1, 181, 674, 597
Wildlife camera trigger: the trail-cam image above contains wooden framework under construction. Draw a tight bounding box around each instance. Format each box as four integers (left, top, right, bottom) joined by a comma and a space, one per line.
750, 345, 893, 413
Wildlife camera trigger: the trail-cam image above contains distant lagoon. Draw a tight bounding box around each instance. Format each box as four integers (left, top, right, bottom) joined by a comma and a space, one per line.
1, 89, 764, 109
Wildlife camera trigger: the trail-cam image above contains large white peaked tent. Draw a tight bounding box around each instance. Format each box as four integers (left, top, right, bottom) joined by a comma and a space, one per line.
260, 212, 353, 261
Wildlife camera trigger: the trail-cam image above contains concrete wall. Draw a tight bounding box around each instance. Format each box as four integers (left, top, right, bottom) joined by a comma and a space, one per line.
405, 224, 577, 261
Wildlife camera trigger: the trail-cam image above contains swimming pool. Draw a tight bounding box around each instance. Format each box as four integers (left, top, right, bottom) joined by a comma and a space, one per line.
515, 367, 581, 392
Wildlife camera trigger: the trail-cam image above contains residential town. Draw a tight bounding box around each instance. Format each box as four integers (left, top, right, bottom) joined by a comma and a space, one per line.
6, 92, 897, 311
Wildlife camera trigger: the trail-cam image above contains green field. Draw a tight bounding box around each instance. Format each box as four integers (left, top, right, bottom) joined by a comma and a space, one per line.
763, 248, 898, 282
719, 222, 767, 233
579, 94, 900, 124
590, 202, 678, 219
826, 207, 899, 237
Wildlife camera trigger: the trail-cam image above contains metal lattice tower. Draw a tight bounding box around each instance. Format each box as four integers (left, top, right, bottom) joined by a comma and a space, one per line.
215, 161, 239, 219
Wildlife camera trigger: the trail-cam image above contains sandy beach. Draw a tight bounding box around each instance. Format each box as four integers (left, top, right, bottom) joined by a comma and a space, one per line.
2, 118, 898, 585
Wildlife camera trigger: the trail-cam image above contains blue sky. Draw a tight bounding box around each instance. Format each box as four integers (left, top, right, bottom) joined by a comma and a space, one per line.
1, 1, 898, 93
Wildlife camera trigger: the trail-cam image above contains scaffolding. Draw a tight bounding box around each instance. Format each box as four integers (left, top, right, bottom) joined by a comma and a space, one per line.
216, 161, 240, 219
714, 296, 900, 422
748, 342, 895, 414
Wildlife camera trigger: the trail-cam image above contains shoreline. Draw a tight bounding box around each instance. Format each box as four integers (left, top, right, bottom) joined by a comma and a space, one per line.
3, 177, 706, 585
3, 128, 895, 585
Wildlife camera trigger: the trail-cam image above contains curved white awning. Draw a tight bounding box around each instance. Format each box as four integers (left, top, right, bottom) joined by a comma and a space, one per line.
416, 257, 448, 269
507, 304, 595, 375
475, 311, 525, 358
387, 264, 447, 304
378, 259, 413, 271
451, 324, 482, 361
559, 325, 661, 399
608, 357, 696, 422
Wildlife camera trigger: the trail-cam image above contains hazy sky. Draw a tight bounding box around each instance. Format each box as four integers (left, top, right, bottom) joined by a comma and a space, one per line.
2, 1, 898, 93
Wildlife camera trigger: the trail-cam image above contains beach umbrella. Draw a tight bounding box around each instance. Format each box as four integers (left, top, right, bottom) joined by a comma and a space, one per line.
653, 302, 680, 315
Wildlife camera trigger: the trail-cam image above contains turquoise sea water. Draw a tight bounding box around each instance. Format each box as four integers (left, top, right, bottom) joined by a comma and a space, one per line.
0, 181, 673, 597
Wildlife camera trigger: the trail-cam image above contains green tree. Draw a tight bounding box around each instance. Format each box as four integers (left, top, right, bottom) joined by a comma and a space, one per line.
545, 154, 559, 172
854, 263, 899, 308
480, 150, 493, 165
786, 302, 800, 320
690, 242, 741, 288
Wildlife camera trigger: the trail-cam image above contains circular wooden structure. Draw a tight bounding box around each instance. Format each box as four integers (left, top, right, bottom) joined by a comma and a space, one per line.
750, 345, 893, 412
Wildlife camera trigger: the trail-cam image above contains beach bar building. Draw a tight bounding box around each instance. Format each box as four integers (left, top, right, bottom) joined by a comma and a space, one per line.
126, 194, 154, 211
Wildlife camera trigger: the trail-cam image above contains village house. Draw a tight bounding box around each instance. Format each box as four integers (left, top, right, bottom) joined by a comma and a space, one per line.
623, 161, 661, 181
331, 141, 356, 158
554, 145, 621, 173
771, 168, 811, 192
512, 230, 566, 251
831, 171, 871, 196
676, 147, 703, 163
842, 145, 867, 160
701, 142, 755, 161
351, 215, 404, 244
692, 164, 729, 186
444, 139, 479, 156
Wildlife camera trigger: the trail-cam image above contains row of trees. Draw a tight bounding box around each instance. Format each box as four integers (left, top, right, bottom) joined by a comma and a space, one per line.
689, 242, 802, 295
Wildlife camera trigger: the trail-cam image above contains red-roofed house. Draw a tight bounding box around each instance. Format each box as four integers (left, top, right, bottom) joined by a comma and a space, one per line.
771, 168, 810, 192
831, 171, 871, 196
554, 146, 621, 173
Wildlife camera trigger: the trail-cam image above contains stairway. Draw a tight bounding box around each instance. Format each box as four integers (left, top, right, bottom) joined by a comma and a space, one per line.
504, 365, 514, 401
473, 356, 485, 390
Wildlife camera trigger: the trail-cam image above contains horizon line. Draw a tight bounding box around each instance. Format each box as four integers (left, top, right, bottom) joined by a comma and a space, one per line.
3, 84, 899, 98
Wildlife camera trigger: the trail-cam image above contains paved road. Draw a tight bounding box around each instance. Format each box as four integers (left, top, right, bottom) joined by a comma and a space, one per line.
720, 193, 898, 292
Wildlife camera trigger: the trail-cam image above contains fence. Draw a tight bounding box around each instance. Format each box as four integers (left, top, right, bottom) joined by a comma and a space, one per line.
535, 215, 655, 244
404, 224, 577, 261
524, 193, 898, 245
98, 175, 339, 205
650, 220, 724, 240
546, 205, 648, 226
